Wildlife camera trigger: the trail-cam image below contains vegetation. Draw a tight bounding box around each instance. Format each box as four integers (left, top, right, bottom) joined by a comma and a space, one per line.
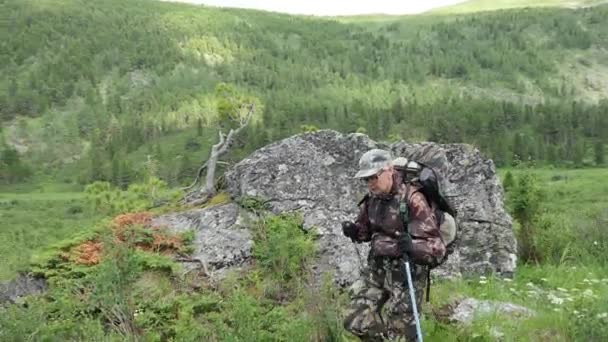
430, 0, 608, 14
1, 167, 606, 340
1, 0, 607, 340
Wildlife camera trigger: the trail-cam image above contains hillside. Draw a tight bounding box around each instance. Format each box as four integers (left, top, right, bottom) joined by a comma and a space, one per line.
1, 0, 608, 188
430, 0, 608, 14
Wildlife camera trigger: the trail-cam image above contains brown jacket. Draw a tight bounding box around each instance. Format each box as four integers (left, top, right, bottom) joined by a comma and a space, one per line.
354, 172, 446, 265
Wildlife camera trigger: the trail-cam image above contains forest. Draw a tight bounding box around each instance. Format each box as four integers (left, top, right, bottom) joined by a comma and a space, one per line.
1, 0, 607, 187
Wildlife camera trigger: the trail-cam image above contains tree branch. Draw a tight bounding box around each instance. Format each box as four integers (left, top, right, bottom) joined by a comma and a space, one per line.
183, 103, 255, 203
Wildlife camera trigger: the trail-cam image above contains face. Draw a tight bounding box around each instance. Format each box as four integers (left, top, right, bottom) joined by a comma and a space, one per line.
362, 166, 394, 195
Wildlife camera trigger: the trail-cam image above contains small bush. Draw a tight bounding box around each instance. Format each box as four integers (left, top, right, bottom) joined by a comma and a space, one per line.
252, 213, 316, 284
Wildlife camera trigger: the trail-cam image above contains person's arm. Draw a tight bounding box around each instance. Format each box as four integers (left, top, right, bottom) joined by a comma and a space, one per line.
353, 201, 372, 242
408, 191, 446, 264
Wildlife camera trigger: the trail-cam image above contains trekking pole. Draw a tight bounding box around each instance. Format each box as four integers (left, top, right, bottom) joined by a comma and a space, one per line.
399, 199, 423, 341
353, 241, 364, 273
404, 258, 424, 342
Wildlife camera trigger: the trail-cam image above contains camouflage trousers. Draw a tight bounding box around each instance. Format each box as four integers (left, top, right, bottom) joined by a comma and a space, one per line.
343, 256, 427, 341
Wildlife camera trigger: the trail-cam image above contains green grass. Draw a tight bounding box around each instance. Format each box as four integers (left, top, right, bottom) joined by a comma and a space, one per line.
1, 167, 607, 340
431, 0, 608, 14
0, 191, 102, 280
429, 264, 608, 341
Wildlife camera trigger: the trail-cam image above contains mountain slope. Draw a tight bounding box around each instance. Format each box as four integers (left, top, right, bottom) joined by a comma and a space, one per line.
430, 0, 608, 13
1, 0, 607, 186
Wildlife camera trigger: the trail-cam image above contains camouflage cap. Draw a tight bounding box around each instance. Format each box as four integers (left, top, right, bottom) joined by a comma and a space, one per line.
354, 149, 392, 178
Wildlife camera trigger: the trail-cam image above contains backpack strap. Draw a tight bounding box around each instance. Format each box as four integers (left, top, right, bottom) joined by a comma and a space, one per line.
357, 194, 370, 207
402, 182, 434, 304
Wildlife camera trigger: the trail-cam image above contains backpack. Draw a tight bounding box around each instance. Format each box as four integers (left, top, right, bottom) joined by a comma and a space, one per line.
394, 157, 458, 259
393, 155, 458, 302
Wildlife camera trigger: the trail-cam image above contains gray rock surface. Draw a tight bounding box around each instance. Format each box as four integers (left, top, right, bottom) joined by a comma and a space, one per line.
449, 298, 535, 325
0, 273, 47, 305
167, 129, 516, 287
225, 130, 516, 285
152, 203, 253, 273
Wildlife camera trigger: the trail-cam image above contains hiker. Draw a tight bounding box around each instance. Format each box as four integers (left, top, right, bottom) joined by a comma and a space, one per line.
342, 149, 447, 341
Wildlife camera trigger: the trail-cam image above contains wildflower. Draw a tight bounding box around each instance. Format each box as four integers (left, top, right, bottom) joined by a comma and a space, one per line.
573, 310, 580, 315
593, 241, 598, 246
582, 289, 594, 297
596, 313, 608, 320
526, 282, 535, 287
480, 276, 487, 280
479, 280, 487, 284
548, 293, 564, 305
540, 278, 548, 282
526, 290, 538, 297
503, 278, 512, 282
590, 279, 599, 284
557, 287, 568, 292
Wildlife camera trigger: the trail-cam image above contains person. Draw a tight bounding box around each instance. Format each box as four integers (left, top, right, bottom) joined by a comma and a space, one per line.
342, 149, 446, 341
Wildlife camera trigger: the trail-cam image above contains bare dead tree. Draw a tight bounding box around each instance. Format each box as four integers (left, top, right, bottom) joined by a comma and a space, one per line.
182, 103, 255, 205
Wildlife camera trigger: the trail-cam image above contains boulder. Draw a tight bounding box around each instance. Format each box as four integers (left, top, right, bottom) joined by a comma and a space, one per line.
152, 203, 253, 275
0, 273, 47, 306
166, 129, 516, 287
448, 298, 535, 325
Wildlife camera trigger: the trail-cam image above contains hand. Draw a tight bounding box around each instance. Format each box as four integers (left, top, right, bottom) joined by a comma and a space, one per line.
341, 221, 358, 242
398, 234, 413, 257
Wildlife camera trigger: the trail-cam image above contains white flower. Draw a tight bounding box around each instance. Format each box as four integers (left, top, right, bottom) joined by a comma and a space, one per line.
526, 282, 535, 287
593, 241, 598, 246
590, 279, 599, 284
582, 289, 594, 297
583, 279, 591, 283
540, 278, 548, 282
479, 280, 487, 284
557, 287, 568, 292
601, 278, 608, 283
480, 276, 487, 280
503, 278, 512, 282
548, 293, 564, 305
509, 287, 517, 292
596, 313, 608, 319
574, 310, 580, 315
526, 290, 539, 297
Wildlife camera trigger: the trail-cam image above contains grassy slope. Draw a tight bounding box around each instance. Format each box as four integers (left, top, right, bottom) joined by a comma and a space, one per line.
1, 168, 606, 340
0, 191, 103, 280
431, 0, 608, 14
427, 167, 608, 340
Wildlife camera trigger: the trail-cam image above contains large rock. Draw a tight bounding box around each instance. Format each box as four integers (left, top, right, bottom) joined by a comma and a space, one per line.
448, 298, 535, 325
222, 130, 516, 286
162, 130, 515, 287
152, 203, 253, 275
0, 273, 47, 306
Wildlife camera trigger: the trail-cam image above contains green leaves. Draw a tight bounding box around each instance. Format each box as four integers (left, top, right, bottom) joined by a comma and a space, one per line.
84, 177, 175, 215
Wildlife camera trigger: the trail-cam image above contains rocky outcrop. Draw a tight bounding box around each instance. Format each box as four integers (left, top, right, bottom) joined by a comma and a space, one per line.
0, 273, 47, 306
161, 129, 516, 287
447, 298, 535, 325
152, 203, 253, 275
